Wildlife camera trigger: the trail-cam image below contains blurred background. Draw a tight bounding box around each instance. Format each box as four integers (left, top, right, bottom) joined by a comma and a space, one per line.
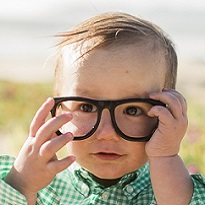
0, 0, 205, 175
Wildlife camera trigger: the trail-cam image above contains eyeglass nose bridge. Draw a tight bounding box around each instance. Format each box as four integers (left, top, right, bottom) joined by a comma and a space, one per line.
98, 100, 115, 109
96, 100, 118, 132
97, 100, 116, 117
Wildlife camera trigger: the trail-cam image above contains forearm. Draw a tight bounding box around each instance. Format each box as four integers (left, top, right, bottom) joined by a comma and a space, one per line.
149, 155, 193, 205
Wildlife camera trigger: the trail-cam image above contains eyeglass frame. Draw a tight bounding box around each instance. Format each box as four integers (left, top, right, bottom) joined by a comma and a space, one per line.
50, 96, 166, 142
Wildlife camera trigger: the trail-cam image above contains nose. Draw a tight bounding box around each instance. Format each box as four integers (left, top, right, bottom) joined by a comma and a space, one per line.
95, 109, 120, 141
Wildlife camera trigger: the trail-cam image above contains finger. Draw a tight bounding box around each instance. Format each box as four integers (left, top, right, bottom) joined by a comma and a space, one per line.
162, 88, 187, 117
148, 105, 174, 125
47, 155, 76, 174
35, 113, 72, 146
149, 90, 184, 119
30, 98, 55, 137
39, 132, 73, 161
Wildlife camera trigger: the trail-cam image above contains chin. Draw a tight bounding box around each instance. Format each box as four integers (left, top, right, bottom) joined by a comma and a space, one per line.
95, 172, 125, 179
85, 165, 136, 179
77, 157, 147, 180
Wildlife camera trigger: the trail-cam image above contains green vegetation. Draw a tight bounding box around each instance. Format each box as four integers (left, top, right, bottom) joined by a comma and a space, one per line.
179, 99, 205, 175
0, 80, 204, 175
0, 81, 53, 156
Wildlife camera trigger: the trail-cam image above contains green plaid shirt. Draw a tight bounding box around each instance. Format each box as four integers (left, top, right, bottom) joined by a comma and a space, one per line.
0, 155, 205, 205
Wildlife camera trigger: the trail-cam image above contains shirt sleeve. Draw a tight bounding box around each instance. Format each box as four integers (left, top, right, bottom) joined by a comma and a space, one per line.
0, 155, 61, 205
36, 185, 60, 205
0, 155, 27, 204
189, 174, 205, 205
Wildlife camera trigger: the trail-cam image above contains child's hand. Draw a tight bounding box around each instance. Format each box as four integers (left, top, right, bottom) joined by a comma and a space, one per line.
145, 89, 188, 158
5, 98, 75, 201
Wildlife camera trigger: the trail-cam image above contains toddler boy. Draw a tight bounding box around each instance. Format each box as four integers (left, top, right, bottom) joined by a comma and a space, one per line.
1, 12, 205, 205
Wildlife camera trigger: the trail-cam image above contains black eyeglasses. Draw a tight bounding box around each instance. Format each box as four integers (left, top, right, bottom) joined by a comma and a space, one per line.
50, 96, 165, 142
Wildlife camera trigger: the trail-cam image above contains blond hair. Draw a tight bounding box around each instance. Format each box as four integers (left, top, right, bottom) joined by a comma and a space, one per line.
54, 12, 177, 94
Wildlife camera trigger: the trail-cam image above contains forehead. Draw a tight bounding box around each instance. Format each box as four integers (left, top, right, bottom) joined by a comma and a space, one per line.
59, 42, 167, 99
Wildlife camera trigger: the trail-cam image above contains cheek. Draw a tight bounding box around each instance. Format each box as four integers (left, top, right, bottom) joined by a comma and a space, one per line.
66, 141, 86, 157
128, 143, 148, 165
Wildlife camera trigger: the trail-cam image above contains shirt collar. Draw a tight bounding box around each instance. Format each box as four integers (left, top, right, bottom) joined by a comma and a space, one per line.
123, 163, 151, 199
68, 162, 151, 199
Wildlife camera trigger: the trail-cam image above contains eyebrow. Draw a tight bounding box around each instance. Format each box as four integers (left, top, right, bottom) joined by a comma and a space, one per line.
71, 88, 148, 100
72, 88, 96, 97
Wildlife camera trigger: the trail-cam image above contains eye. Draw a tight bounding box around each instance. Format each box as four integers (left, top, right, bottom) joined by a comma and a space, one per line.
80, 103, 97, 113
124, 106, 143, 116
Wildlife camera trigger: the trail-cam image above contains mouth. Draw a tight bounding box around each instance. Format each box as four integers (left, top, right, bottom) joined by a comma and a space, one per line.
94, 152, 123, 160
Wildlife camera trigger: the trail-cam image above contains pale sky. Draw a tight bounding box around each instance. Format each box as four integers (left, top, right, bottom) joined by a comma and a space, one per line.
0, 0, 205, 20
0, 0, 205, 82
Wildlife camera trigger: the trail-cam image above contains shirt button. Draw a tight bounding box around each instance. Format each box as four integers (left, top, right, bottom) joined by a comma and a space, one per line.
126, 185, 134, 194
101, 192, 109, 201
80, 171, 88, 179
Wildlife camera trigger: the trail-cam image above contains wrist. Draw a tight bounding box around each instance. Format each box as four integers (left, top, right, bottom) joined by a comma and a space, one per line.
4, 167, 37, 205
148, 154, 178, 162
148, 154, 191, 181
145, 142, 180, 159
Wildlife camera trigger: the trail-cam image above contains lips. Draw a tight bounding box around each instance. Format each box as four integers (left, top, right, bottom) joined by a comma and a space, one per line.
94, 152, 123, 160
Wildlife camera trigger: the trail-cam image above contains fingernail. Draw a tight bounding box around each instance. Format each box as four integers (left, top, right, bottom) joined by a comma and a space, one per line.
70, 155, 76, 162
46, 97, 53, 101
65, 113, 73, 118
66, 132, 74, 140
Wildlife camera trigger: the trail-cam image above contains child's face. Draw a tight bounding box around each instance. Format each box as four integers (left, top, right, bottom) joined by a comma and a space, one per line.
60, 42, 166, 180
